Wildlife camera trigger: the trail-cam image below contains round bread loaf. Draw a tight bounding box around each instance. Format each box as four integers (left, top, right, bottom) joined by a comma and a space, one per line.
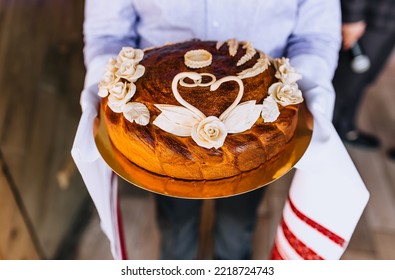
99, 40, 303, 180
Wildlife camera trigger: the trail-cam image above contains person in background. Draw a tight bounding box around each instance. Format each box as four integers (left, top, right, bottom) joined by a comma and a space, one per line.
332, 0, 395, 159
83, 0, 341, 259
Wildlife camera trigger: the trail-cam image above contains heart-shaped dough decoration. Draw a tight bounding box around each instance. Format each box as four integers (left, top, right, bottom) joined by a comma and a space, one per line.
153, 72, 263, 149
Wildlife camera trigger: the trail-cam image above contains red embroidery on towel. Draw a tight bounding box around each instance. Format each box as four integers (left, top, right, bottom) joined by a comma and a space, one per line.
281, 219, 324, 260
270, 242, 284, 260
288, 197, 346, 247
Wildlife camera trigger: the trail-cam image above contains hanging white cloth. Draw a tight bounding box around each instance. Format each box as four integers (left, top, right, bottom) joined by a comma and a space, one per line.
271, 56, 370, 259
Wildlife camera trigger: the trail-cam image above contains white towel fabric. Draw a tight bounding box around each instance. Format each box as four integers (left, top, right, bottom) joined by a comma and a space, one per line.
271, 56, 370, 259
71, 55, 125, 260
71, 55, 369, 260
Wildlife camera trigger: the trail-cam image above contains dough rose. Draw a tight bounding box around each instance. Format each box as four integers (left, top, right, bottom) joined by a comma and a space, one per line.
98, 70, 116, 97
268, 82, 303, 107
116, 60, 145, 82
191, 116, 228, 149
275, 63, 301, 85
108, 82, 136, 113
117, 47, 144, 64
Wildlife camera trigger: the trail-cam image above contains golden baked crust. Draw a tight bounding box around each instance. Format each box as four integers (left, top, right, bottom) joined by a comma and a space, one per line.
101, 40, 300, 180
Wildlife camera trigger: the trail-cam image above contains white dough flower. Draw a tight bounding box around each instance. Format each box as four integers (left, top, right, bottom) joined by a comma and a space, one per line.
97, 71, 117, 97
106, 58, 118, 72
261, 95, 280, 122
117, 47, 144, 64
98, 87, 109, 98
98, 58, 119, 97
108, 81, 126, 98
191, 116, 228, 149
116, 60, 145, 82
98, 47, 147, 117
273, 57, 302, 84
268, 82, 303, 107
101, 70, 116, 85
108, 82, 136, 113
123, 102, 150, 125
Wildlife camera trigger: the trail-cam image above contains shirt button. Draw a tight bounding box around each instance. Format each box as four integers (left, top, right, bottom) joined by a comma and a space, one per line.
212, 20, 219, 27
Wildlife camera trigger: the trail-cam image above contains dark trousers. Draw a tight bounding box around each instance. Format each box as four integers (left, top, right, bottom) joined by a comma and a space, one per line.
332, 28, 395, 136
155, 187, 266, 260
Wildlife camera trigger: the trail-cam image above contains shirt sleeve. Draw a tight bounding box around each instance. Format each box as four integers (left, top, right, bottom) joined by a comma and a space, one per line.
83, 0, 139, 67
287, 0, 342, 80
286, 0, 342, 119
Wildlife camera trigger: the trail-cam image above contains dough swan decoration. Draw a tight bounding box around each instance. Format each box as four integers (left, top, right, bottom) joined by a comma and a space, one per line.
153, 72, 263, 149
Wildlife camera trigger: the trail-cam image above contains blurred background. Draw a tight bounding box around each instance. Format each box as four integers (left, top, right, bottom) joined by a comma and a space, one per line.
1, 0, 395, 260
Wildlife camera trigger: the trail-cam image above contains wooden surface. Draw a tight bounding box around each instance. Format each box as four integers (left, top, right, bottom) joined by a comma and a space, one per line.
0, 0, 89, 259
74, 53, 395, 260
0, 158, 40, 260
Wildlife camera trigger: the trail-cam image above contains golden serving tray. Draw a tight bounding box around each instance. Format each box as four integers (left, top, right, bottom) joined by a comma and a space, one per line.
94, 103, 313, 199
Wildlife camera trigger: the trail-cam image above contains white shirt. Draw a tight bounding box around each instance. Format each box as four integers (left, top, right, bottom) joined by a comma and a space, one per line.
84, 0, 342, 95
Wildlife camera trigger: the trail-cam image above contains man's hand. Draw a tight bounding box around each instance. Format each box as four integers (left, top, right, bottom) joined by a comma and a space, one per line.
342, 21, 366, 50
